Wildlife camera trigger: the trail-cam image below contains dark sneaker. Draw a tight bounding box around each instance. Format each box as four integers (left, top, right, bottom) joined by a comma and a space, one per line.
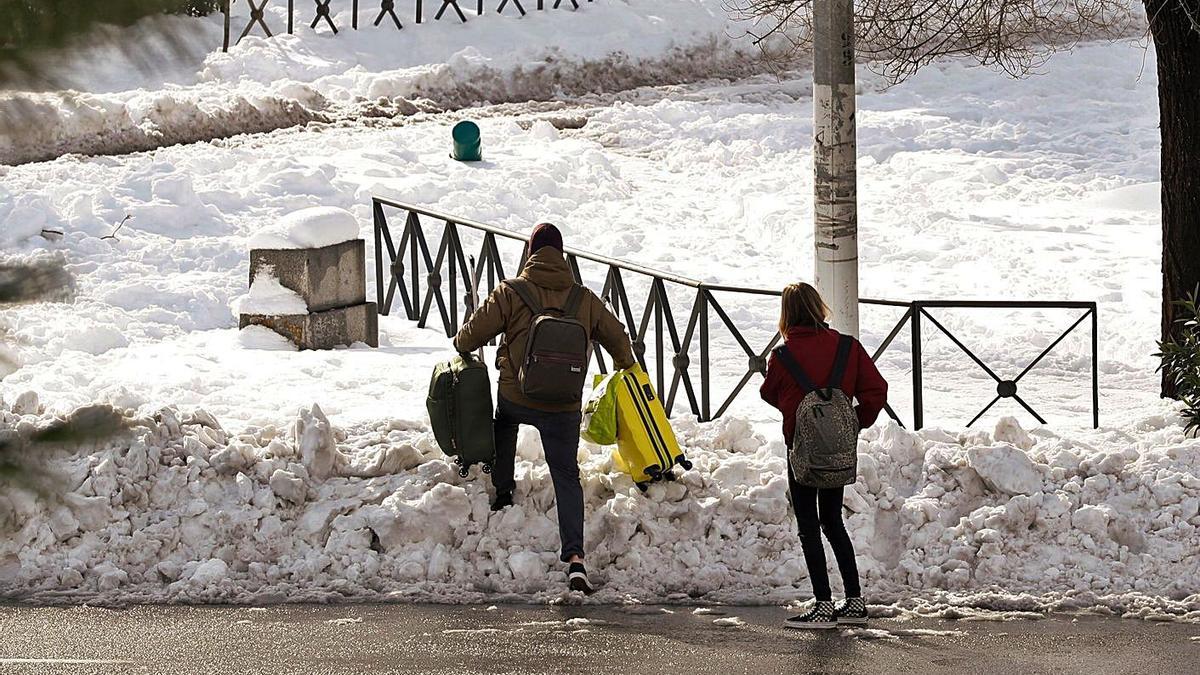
835, 597, 868, 625
491, 491, 513, 512
567, 562, 594, 595
784, 601, 837, 630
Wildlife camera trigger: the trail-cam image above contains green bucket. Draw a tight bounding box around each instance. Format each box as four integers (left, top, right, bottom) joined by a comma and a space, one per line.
452, 121, 482, 162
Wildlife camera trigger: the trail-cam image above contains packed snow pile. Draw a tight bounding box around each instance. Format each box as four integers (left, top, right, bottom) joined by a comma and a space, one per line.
1, 395, 1196, 621
0, 1, 757, 164
230, 267, 308, 317
247, 207, 360, 251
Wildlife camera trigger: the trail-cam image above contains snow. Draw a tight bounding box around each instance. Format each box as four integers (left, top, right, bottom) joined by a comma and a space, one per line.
0, 38, 1163, 431
246, 207, 360, 251
0, 0, 1193, 619
0, 1, 753, 165
231, 267, 309, 316
1, 401, 1197, 621
967, 444, 1043, 496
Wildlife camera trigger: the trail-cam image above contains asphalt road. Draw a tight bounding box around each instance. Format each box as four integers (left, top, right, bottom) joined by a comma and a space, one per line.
1, 603, 1197, 675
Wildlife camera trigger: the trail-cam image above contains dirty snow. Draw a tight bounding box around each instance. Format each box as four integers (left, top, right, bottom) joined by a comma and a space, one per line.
231, 266, 309, 316
1, 398, 1198, 624
0, 1, 755, 165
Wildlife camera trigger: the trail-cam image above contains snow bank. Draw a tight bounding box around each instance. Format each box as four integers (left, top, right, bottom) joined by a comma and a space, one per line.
247, 207, 359, 250
2, 397, 1197, 621
1, 1, 755, 165
231, 267, 309, 316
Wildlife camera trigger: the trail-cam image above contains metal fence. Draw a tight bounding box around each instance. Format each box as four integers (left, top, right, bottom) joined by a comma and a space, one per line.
221, 0, 595, 51
372, 198, 1100, 429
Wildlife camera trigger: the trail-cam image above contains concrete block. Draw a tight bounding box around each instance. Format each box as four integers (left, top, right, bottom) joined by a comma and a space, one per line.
240, 302, 378, 350
250, 239, 366, 313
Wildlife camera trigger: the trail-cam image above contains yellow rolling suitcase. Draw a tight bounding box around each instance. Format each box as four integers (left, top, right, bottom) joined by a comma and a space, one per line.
612, 364, 693, 489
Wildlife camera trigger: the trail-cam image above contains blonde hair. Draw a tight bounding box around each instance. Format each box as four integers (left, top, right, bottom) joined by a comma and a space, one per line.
778, 283, 830, 335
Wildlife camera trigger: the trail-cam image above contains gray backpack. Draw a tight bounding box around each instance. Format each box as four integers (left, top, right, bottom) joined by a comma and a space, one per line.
505, 279, 590, 404
774, 335, 860, 488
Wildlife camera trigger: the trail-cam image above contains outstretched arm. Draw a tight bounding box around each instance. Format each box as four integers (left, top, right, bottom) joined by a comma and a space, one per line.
590, 293, 637, 370
453, 286, 507, 354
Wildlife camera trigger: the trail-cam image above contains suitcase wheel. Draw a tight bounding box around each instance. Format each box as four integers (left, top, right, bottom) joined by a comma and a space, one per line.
662, 471, 676, 482
458, 467, 470, 478
453, 457, 463, 467
678, 457, 694, 471
645, 465, 662, 479
635, 482, 649, 493
481, 463, 492, 474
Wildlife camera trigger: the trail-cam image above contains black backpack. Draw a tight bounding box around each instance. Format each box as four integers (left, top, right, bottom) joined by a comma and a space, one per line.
505, 279, 590, 403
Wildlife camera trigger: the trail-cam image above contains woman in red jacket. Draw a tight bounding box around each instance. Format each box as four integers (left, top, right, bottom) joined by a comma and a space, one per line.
760, 283, 888, 630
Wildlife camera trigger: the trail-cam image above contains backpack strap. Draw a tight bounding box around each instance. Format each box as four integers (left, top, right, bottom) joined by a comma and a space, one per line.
773, 346, 825, 399
828, 334, 854, 391
504, 279, 543, 315
563, 284, 585, 318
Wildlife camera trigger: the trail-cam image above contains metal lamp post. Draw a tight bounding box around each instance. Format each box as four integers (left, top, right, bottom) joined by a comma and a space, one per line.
813, 0, 859, 337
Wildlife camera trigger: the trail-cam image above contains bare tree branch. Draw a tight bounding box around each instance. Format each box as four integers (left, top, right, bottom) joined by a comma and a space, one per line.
724, 1, 1143, 84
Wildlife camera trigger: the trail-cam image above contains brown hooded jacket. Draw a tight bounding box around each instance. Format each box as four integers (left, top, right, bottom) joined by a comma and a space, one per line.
453, 247, 637, 412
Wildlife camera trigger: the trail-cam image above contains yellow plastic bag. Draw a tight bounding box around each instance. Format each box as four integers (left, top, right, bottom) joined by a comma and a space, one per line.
580, 371, 619, 446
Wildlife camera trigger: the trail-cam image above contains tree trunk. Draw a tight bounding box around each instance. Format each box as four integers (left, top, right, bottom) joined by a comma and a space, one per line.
1148, 1, 1200, 398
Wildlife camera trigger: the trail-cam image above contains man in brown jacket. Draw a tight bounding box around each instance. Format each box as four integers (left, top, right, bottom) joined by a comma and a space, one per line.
454, 223, 636, 594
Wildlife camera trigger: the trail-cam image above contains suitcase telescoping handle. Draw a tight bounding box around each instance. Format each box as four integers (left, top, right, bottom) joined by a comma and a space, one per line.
468, 255, 485, 362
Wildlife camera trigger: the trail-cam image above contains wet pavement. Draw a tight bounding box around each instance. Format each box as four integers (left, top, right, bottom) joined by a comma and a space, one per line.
1, 603, 1197, 674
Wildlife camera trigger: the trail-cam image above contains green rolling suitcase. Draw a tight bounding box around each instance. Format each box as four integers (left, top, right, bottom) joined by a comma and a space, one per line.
427, 353, 496, 477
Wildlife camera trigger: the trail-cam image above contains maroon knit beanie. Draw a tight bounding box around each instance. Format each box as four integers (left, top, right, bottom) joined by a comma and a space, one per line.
528, 222, 563, 255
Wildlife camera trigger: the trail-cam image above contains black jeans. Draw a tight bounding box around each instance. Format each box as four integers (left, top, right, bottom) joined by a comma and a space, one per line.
788, 463, 861, 601
493, 396, 585, 563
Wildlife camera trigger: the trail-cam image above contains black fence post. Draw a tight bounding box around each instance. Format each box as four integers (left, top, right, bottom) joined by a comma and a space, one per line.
1091, 304, 1100, 428
288, 0, 295, 34
222, 0, 231, 51
911, 303, 924, 430
373, 200, 385, 315
700, 289, 710, 422
409, 214, 420, 321
354, 0, 359, 29
417, 0, 424, 22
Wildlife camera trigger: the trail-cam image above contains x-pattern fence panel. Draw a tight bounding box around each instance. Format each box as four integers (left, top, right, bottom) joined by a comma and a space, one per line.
372, 198, 1100, 429
222, 0, 595, 50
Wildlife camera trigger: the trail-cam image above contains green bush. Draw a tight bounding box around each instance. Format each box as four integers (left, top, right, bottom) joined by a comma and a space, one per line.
0, 1, 219, 55
1157, 288, 1200, 436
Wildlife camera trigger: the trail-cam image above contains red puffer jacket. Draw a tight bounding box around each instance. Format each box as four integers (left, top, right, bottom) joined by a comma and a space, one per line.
759, 325, 889, 443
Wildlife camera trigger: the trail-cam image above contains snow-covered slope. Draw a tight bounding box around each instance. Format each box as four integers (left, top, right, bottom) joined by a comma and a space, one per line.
0, 40, 1162, 431
0, 1, 755, 165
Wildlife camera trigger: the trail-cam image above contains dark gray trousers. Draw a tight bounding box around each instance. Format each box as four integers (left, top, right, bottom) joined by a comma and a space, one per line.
492, 396, 584, 563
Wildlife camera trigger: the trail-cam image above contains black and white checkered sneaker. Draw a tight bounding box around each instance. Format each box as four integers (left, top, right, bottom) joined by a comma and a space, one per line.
784, 601, 838, 630
835, 597, 868, 625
